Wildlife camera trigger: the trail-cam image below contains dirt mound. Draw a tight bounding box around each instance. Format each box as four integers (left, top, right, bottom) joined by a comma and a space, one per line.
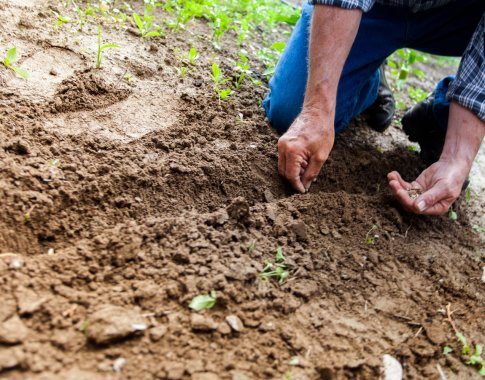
0, 1, 484, 379
50, 70, 131, 113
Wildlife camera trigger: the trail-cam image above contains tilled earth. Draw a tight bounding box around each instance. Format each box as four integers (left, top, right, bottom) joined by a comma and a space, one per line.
0, 1, 484, 379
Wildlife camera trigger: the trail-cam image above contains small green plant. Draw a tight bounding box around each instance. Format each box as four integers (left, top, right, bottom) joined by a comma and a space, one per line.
456, 332, 485, 376
365, 224, 379, 245
261, 246, 289, 284
189, 291, 217, 311
95, 25, 121, 69
54, 14, 70, 30
407, 144, 419, 152
133, 4, 162, 38
211, 63, 232, 101
448, 208, 458, 221
443, 346, 453, 355
79, 320, 90, 336
176, 66, 188, 77
465, 187, 471, 205
2, 48, 29, 79
188, 47, 198, 65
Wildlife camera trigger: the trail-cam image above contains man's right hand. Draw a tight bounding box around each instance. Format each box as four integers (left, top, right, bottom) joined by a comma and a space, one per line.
277, 110, 335, 193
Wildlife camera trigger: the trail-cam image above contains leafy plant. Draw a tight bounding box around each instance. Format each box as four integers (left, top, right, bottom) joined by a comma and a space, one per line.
189, 291, 217, 311
133, 3, 162, 38
448, 208, 458, 221
456, 332, 485, 376
210, 63, 232, 101
365, 224, 379, 245
176, 66, 188, 77
261, 246, 289, 284
2, 48, 29, 79
95, 25, 121, 69
188, 47, 198, 65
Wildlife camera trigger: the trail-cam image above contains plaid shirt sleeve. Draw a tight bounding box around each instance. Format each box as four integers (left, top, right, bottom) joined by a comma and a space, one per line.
447, 14, 485, 121
309, 0, 375, 12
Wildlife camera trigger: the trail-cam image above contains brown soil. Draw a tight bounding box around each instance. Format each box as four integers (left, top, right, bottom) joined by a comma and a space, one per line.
1, 1, 484, 379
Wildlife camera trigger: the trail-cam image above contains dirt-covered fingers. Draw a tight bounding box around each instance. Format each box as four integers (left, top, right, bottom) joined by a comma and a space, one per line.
387, 171, 416, 211
284, 152, 306, 193
301, 153, 327, 191
413, 184, 457, 215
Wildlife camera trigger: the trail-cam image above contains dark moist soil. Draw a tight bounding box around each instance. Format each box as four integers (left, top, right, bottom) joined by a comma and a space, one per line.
1, 1, 484, 379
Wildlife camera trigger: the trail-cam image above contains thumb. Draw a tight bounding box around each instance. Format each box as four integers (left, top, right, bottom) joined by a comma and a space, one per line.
301, 154, 326, 191
414, 183, 452, 215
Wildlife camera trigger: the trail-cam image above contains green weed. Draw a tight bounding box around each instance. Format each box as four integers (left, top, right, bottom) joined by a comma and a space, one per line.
189, 291, 217, 311
261, 246, 289, 284
456, 332, 485, 376
447, 208, 458, 221
188, 47, 198, 65
365, 224, 379, 245
95, 25, 121, 69
133, 3, 162, 38
2, 48, 29, 79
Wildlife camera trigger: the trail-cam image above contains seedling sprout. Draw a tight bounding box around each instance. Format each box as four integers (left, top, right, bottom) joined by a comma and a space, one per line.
261, 246, 289, 284
189, 291, 217, 311
2, 48, 29, 79
95, 25, 121, 69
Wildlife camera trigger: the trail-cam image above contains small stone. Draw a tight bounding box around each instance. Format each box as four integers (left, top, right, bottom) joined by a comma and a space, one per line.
0, 315, 29, 344
16, 287, 49, 315
149, 325, 167, 342
263, 189, 275, 203
193, 373, 221, 380
382, 354, 403, 380
112, 357, 126, 372
86, 304, 147, 344
291, 221, 308, 241
190, 314, 218, 332
165, 362, 185, 380
49, 68, 58, 76
482, 266, 485, 284
217, 322, 231, 335
0, 346, 24, 370
331, 230, 342, 239
227, 197, 249, 222
225, 315, 244, 332
9, 256, 23, 269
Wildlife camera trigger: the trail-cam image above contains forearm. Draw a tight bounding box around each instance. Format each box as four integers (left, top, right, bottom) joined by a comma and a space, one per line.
440, 102, 485, 171
303, 6, 362, 118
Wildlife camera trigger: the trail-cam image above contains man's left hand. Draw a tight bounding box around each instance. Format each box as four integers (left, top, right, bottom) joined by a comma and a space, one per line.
387, 158, 469, 215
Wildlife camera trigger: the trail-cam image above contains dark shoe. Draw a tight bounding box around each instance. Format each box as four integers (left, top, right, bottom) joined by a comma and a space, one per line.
402, 93, 445, 167
363, 64, 396, 132
402, 94, 469, 190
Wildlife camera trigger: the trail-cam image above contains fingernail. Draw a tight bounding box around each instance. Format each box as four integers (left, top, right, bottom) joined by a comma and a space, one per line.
417, 200, 426, 211
305, 183, 311, 191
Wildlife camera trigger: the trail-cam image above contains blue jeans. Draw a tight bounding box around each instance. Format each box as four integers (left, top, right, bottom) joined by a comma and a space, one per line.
263, 0, 483, 134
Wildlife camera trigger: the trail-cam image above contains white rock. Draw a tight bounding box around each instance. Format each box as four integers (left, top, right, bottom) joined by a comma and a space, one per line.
482, 266, 485, 284
225, 315, 244, 332
382, 354, 403, 380
112, 357, 126, 372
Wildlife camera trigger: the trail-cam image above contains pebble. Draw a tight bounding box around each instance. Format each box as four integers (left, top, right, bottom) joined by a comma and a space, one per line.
225, 315, 244, 332
0, 315, 29, 344
0, 347, 24, 370
190, 314, 218, 332
16, 287, 49, 315
86, 304, 147, 344
149, 325, 167, 342
112, 357, 126, 372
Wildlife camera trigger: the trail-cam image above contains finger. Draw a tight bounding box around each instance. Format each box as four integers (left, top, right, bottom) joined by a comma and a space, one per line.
388, 179, 414, 211
301, 154, 326, 191
277, 139, 286, 177
285, 154, 306, 193
300, 160, 308, 177
413, 184, 455, 215
387, 171, 412, 190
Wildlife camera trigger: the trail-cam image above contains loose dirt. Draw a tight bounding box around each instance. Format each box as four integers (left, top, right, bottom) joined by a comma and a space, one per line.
0, 1, 484, 379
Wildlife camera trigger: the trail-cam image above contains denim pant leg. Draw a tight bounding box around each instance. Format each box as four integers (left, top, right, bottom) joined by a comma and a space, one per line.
263, 3, 404, 135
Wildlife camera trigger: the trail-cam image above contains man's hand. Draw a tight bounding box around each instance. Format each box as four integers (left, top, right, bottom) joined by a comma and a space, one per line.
278, 110, 334, 193
276, 6, 362, 193
388, 102, 484, 215
387, 159, 468, 215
